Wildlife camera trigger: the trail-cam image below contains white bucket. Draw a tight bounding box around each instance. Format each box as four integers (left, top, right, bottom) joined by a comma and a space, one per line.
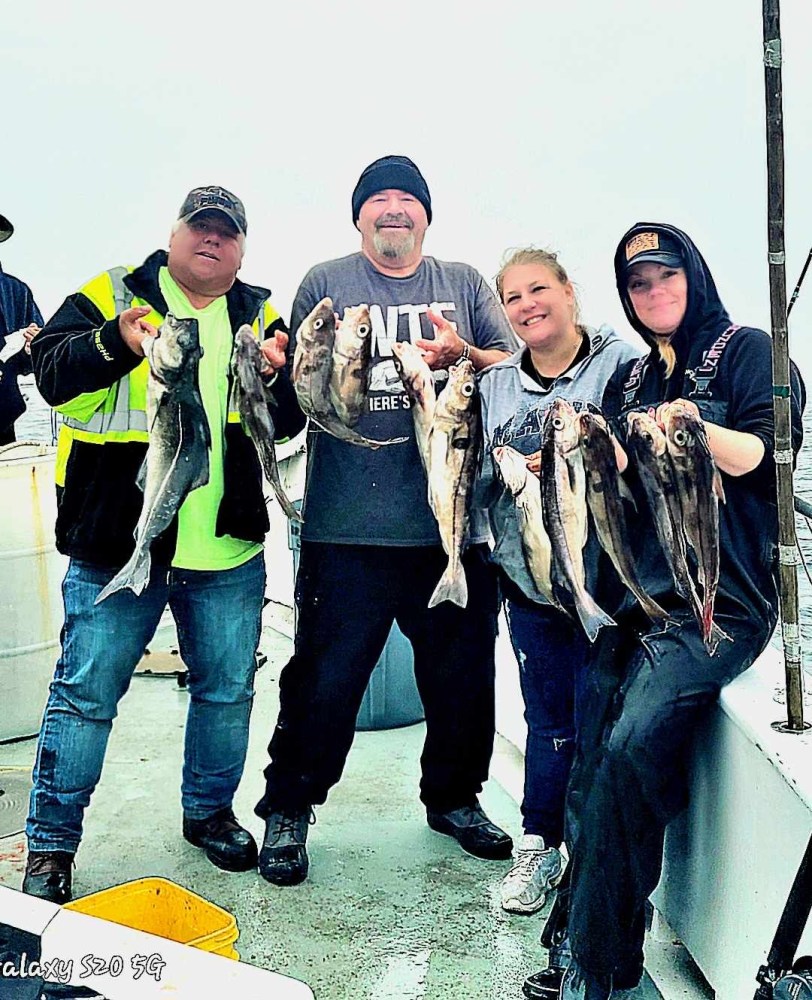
0, 441, 67, 742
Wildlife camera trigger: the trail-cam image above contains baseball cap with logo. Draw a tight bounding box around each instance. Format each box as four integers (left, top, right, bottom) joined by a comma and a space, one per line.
623, 230, 684, 272
0, 213, 14, 244
178, 186, 247, 236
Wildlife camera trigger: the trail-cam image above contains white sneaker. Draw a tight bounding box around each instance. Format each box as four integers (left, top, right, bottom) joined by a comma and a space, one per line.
500, 834, 565, 914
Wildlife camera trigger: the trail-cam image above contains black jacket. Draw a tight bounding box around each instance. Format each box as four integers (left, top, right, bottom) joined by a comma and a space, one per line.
31, 250, 305, 567
603, 222, 806, 626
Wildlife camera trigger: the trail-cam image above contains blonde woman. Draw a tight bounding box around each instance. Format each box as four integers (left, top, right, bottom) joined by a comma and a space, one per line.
477, 248, 640, 930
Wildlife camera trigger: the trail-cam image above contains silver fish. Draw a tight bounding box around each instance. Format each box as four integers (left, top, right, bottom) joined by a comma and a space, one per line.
427, 360, 480, 608
391, 339, 436, 475
492, 444, 557, 606
541, 399, 614, 641
293, 297, 406, 450
96, 314, 211, 602
663, 402, 727, 652
626, 410, 728, 654
330, 303, 372, 427
232, 325, 301, 523
578, 412, 669, 622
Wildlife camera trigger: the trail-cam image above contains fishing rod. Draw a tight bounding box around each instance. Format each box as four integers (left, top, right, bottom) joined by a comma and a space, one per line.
787, 247, 812, 318
762, 0, 807, 735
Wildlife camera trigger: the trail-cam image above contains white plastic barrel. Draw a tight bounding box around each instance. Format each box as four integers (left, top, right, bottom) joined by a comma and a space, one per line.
0, 441, 66, 742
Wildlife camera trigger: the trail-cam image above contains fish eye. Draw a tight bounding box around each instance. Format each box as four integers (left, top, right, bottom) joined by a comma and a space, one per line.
357, 324, 370, 337
673, 429, 689, 446
461, 382, 475, 397
553, 417, 564, 430
313, 318, 324, 331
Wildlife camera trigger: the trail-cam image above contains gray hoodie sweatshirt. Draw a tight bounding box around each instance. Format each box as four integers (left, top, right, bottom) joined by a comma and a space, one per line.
477, 324, 642, 603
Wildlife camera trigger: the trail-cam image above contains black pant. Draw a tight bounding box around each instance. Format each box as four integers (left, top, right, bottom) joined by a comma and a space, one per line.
255, 541, 500, 816
565, 611, 771, 979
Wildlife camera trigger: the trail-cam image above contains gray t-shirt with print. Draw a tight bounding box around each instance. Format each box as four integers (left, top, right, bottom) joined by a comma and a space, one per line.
290, 252, 517, 545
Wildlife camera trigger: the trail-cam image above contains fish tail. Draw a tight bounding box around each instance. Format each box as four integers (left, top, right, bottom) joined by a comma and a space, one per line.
573, 592, 615, 643
278, 491, 304, 523
637, 592, 671, 622
701, 595, 731, 655
703, 619, 732, 657
94, 550, 152, 605
428, 559, 469, 609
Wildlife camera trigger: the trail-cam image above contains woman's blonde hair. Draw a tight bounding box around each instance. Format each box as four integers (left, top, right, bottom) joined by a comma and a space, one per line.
653, 336, 676, 378
495, 247, 581, 326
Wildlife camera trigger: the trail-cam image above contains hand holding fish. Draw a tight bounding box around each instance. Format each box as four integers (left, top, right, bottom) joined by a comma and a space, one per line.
415, 309, 467, 370
119, 305, 158, 357
259, 330, 289, 373
654, 398, 701, 427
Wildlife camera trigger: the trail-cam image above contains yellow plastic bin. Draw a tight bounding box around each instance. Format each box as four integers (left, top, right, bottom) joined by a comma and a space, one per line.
64, 876, 239, 960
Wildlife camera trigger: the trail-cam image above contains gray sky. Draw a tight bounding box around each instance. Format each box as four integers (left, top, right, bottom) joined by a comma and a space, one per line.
3, 0, 812, 377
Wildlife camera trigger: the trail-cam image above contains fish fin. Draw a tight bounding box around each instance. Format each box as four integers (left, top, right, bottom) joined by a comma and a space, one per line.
94, 550, 151, 605
573, 594, 616, 643
428, 563, 469, 609
713, 469, 726, 504
703, 619, 732, 656
638, 594, 671, 622
276, 490, 304, 522
135, 455, 148, 493
618, 477, 637, 510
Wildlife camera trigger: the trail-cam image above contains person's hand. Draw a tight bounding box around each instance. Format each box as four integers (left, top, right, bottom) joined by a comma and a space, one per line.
259, 330, 289, 373
655, 398, 701, 428
415, 308, 467, 370
22, 323, 41, 353
119, 306, 157, 357
525, 450, 541, 477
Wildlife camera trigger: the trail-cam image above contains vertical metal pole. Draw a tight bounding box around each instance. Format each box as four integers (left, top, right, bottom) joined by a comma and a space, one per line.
762, 0, 807, 732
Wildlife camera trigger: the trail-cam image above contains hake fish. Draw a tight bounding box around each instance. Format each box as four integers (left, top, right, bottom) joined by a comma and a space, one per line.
626, 410, 728, 654
663, 402, 726, 651
96, 314, 211, 603
330, 304, 372, 427
293, 297, 407, 450
391, 339, 436, 474
578, 412, 669, 622
541, 399, 614, 641
427, 359, 480, 608
232, 325, 301, 523
492, 444, 557, 606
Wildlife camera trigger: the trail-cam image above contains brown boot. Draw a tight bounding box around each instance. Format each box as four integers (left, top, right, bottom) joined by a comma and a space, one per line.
22, 851, 74, 904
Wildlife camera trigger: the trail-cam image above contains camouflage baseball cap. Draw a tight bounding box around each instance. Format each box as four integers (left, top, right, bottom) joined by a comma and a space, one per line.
178, 186, 247, 236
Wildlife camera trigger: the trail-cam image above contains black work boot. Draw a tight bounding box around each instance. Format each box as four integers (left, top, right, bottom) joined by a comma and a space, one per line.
183, 807, 258, 872
426, 801, 513, 860
523, 935, 573, 998
22, 851, 74, 904
258, 809, 313, 886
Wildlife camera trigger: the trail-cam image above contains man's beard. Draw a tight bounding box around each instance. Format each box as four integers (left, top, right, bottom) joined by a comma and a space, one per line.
372, 217, 416, 260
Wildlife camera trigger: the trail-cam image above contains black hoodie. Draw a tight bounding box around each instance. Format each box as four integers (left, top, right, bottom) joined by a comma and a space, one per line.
603, 222, 806, 628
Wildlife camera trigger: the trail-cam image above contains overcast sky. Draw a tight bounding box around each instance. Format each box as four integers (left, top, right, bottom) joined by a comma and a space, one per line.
3, 0, 812, 377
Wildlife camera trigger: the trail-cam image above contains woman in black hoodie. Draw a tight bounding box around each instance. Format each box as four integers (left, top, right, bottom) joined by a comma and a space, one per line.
525, 223, 806, 1000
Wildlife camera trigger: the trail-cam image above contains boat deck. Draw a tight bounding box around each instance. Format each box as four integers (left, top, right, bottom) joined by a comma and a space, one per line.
0, 609, 712, 999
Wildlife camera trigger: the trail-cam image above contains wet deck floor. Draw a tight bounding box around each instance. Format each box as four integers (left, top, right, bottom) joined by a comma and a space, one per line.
0, 612, 711, 999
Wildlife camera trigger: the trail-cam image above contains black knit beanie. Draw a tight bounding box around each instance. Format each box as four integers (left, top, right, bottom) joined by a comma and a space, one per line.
351, 155, 432, 226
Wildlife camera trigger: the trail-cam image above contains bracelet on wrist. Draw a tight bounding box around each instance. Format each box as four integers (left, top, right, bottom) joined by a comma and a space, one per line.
457, 340, 471, 365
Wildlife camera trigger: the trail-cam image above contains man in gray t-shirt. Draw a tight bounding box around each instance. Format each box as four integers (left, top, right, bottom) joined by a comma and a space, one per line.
255, 155, 517, 886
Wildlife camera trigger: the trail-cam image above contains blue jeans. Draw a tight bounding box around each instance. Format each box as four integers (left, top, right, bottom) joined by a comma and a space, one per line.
504, 598, 590, 848
26, 554, 265, 853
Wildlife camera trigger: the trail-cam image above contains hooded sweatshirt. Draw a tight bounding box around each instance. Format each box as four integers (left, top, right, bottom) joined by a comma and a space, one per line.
478, 324, 642, 603
604, 221, 806, 626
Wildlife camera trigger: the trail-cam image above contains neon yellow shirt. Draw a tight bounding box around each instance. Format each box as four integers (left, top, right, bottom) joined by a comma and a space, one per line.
159, 268, 262, 571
